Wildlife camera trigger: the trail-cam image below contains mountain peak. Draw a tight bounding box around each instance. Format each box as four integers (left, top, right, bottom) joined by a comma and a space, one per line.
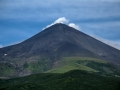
44, 23, 68, 31
0, 23, 120, 77
41, 23, 81, 38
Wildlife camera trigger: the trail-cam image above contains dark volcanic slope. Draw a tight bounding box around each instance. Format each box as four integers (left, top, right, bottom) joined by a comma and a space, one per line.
0, 23, 120, 64
0, 23, 120, 77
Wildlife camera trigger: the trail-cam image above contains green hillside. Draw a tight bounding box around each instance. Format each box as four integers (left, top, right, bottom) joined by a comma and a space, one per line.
0, 57, 120, 78
0, 70, 120, 90
1, 57, 120, 90
47, 57, 120, 76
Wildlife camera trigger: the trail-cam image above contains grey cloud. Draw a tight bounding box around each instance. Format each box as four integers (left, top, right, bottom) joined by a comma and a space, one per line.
1, 0, 120, 21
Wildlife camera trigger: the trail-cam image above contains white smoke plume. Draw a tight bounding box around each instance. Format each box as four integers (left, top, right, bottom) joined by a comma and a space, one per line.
69, 23, 80, 30
54, 17, 69, 24
43, 17, 80, 30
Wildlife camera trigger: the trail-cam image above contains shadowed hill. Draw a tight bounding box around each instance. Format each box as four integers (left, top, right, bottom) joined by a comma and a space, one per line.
0, 70, 120, 90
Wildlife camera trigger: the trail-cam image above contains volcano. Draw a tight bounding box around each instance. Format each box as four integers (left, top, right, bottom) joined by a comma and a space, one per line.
0, 23, 120, 78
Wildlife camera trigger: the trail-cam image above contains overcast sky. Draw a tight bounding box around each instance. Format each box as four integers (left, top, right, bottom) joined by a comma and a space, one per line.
0, 0, 120, 50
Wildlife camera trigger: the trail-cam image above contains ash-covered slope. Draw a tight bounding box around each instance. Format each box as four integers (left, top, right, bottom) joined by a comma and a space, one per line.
0, 23, 120, 77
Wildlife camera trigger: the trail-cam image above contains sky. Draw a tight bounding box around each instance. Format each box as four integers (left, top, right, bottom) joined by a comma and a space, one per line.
0, 0, 120, 50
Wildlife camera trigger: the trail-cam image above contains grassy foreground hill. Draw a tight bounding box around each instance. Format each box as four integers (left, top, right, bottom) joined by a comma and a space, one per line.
0, 70, 120, 90
0, 57, 120, 90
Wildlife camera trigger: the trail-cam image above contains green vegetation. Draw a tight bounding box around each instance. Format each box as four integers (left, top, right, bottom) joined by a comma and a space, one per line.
0, 57, 120, 78
0, 70, 120, 90
24, 61, 46, 73
23, 57, 51, 73
0, 57, 120, 90
0, 63, 16, 77
48, 57, 120, 76
0, 57, 52, 77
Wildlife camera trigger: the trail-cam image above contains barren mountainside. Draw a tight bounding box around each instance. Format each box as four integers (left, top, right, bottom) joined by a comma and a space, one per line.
0, 23, 120, 78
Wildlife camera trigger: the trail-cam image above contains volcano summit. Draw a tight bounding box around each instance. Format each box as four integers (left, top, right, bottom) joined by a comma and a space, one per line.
0, 23, 120, 78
